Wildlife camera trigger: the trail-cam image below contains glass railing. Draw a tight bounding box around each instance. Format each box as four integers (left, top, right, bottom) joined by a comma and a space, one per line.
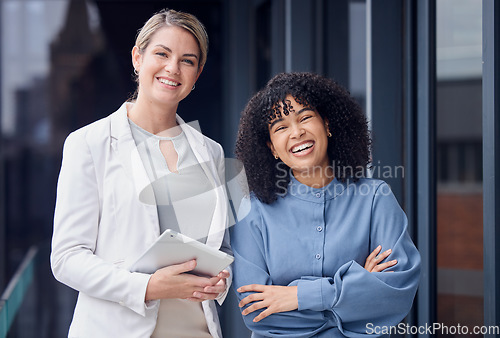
0, 247, 38, 338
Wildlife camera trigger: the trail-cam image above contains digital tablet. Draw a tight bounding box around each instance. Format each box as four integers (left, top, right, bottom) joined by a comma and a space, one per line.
129, 229, 234, 277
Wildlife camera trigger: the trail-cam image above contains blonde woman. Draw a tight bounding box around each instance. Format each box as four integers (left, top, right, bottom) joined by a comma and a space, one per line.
51, 9, 231, 337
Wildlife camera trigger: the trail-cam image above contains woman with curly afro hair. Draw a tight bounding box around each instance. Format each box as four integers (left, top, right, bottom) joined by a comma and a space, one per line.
230, 72, 420, 337
235, 72, 370, 204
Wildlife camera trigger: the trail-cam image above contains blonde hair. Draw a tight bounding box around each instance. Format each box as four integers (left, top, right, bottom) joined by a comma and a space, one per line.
135, 8, 209, 70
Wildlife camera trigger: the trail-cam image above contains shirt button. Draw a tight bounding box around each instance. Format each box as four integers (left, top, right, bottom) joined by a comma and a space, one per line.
315, 193, 321, 198
315, 254, 321, 259
316, 226, 323, 232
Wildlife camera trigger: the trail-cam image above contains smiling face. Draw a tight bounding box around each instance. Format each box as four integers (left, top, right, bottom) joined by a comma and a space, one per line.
132, 25, 202, 110
267, 95, 332, 184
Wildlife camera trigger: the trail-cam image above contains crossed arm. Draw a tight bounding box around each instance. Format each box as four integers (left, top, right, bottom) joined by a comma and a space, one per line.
231, 184, 421, 336
237, 245, 396, 322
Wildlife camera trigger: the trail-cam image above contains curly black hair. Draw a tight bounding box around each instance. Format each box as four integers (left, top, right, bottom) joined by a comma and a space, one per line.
235, 72, 371, 204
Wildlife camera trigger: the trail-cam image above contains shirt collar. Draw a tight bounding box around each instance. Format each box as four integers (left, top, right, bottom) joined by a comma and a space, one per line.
285, 174, 347, 202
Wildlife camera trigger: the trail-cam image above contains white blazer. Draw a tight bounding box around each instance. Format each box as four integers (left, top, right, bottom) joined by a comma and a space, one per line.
51, 102, 232, 338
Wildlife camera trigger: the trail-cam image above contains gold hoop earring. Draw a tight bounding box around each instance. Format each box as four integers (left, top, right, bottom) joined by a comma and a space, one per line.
325, 122, 332, 137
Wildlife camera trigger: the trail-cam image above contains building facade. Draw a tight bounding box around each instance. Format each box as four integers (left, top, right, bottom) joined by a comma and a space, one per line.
0, 0, 498, 336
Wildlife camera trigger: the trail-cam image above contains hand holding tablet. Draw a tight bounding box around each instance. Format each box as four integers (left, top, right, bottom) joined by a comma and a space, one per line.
129, 229, 234, 277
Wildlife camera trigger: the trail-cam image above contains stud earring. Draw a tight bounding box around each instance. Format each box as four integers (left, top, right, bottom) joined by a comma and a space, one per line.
274, 154, 279, 160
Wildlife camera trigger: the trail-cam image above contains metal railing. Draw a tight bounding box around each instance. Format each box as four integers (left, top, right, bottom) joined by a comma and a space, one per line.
0, 247, 38, 338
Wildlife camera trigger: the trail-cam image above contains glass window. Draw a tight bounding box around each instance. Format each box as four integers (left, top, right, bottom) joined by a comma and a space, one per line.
0, 0, 225, 335
436, 0, 483, 332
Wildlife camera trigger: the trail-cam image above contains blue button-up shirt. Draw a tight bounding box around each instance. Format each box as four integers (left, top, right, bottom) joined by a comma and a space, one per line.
231, 176, 421, 337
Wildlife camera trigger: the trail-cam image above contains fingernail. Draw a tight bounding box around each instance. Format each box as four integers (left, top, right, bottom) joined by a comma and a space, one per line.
386, 249, 392, 253
237, 288, 241, 292
392, 260, 397, 263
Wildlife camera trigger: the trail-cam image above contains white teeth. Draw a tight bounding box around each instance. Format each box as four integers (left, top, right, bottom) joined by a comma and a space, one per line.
291, 142, 314, 153
158, 78, 180, 86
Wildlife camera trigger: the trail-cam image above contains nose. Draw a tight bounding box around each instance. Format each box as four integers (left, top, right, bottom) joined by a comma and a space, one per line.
165, 59, 180, 75
289, 123, 305, 139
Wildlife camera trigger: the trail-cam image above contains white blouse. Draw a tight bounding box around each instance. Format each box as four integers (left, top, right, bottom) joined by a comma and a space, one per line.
129, 119, 215, 337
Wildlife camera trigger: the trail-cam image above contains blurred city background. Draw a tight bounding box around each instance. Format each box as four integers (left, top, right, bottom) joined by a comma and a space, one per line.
0, 0, 496, 337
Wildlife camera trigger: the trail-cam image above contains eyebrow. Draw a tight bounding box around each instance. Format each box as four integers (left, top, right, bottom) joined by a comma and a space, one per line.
155, 44, 199, 59
268, 106, 315, 129
269, 117, 283, 129
297, 107, 314, 114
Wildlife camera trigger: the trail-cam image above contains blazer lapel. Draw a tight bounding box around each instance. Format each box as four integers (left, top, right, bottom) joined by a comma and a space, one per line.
108, 107, 228, 245
177, 117, 228, 249
110, 103, 159, 233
